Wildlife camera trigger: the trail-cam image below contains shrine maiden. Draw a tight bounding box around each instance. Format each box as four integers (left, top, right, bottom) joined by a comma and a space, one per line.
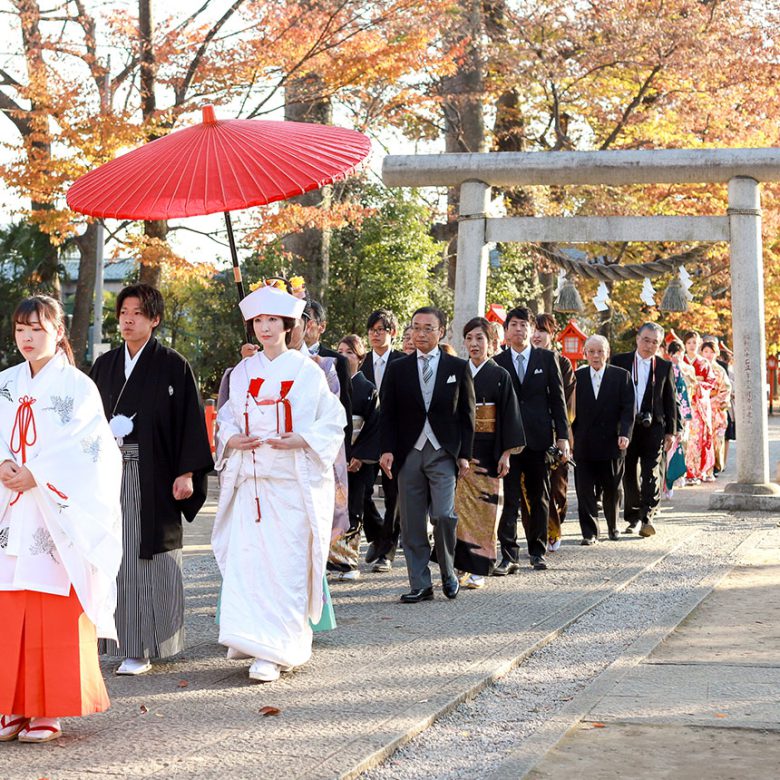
0, 296, 121, 744
213, 285, 346, 682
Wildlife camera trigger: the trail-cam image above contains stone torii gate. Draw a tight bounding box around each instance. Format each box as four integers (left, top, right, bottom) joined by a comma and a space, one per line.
382, 148, 780, 509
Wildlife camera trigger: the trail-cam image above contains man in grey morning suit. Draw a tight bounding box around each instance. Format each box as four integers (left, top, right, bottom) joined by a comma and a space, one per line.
379, 307, 475, 602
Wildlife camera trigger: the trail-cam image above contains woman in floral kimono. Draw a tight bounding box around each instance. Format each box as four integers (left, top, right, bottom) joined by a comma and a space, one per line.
213, 285, 345, 683
701, 340, 732, 479
664, 340, 694, 494
682, 331, 716, 484
0, 296, 121, 743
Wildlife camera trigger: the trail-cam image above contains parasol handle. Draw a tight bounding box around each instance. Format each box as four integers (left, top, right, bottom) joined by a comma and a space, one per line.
224, 211, 253, 342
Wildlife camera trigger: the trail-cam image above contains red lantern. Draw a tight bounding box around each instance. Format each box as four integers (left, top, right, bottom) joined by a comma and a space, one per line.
557, 320, 588, 364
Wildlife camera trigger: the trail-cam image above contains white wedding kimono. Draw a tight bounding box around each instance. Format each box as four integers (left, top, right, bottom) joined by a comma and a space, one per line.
213, 348, 345, 667
0, 352, 123, 639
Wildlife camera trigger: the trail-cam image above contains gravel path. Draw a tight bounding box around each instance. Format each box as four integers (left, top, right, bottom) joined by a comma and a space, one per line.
362, 514, 767, 780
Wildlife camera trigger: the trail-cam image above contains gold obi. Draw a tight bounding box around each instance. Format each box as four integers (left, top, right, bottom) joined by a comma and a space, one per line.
474, 402, 496, 434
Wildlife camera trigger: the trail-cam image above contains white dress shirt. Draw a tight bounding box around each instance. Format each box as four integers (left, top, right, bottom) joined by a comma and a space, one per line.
510, 345, 532, 382
590, 366, 605, 399
124, 339, 150, 379
634, 354, 653, 413
372, 349, 388, 390
414, 347, 442, 451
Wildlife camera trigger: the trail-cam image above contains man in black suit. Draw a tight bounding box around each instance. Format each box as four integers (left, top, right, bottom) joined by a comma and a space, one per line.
573, 335, 635, 544
379, 307, 475, 602
359, 309, 406, 572
611, 322, 678, 537
493, 307, 569, 572
303, 300, 353, 451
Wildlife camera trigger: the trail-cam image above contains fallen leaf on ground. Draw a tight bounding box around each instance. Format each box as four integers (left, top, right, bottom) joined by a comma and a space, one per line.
259, 706, 281, 717
591, 722, 607, 728
139, 705, 149, 714
178, 679, 189, 688
714, 713, 728, 718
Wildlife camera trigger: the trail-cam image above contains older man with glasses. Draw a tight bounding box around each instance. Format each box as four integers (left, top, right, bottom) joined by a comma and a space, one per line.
611, 322, 678, 537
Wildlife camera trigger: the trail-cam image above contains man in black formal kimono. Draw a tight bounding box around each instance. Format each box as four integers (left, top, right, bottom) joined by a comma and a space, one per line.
90, 284, 213, 675
379, 307, 475, 602
611, 322, 678, 537
493, 307, 569, 572
359, 309, 406, 572
572, 335, 635, 543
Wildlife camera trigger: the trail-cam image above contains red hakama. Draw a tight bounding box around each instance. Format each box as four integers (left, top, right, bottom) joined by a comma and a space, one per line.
0, 588, 109, 718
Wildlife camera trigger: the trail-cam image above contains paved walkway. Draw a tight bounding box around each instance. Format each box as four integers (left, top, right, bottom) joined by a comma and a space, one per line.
3, 422, 779, 779
523, 529, 780, 780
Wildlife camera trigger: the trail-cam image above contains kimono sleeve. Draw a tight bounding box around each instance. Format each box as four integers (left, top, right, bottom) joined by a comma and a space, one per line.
23, 376, 122, 578
498, 371, 526, 452
297, 367, 347, 472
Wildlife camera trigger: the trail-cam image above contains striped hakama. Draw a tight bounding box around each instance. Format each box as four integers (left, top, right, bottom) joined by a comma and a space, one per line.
99, 444, 184, 659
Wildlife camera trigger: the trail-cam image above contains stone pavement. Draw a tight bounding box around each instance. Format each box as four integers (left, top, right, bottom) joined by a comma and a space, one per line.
522, 529, 780, 780
2, 423, 779, 780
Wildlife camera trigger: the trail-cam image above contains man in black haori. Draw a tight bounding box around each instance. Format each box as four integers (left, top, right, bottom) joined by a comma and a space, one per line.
91, 284, 213, 675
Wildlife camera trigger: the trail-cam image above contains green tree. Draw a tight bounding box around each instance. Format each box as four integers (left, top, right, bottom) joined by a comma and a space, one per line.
326, 188, 445, 339
0, 221, 62, 368
486, 244, 541, 311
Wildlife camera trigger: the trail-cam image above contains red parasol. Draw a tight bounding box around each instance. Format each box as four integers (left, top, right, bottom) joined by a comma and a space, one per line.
66, 105, 371, 301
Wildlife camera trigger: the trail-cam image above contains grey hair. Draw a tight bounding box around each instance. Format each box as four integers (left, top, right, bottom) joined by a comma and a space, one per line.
638, 321, 664, 339
584, 334, 610, 354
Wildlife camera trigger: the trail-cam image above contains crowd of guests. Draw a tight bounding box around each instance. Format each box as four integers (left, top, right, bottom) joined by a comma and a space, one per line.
0, 280, 736, 744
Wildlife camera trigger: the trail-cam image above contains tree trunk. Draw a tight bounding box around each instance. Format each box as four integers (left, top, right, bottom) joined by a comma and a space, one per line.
437, 0, 488, 290
138, 0, 167, 288
70, 222, 99, 368
282, 73, 332, 300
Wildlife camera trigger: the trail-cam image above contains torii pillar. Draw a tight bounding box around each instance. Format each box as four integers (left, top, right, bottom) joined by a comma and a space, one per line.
383, 148, 780, 509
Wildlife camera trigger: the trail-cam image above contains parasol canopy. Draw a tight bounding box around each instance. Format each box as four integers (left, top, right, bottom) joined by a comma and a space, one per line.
66, 105, 371, 220
66, 106, 370, 326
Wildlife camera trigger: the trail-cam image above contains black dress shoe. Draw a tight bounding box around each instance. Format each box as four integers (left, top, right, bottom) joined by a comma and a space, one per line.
400, 587, 434, 603
442, 577, 459, 600
531, 555, 548, 570
608, 529, 620, 541
492, 558, 520, 576
580, 537, 598, 546
365, 542, 379, 565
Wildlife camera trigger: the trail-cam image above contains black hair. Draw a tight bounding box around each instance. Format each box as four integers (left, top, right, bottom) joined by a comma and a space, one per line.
366, 308, 398, 333
116, 284, 164, 327
13, 295, 75, 365
463, 316, 492, 340
666, 340, 684, 356
411, 306, 447, 329
307, 300, 326, 324
505, 306, 536, 327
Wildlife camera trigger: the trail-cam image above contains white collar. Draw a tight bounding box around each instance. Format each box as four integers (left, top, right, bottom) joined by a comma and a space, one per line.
590, 365, 605, 378
469, 359, 487, 377
124, 339, 150, 372
511, 344, 532, 362
416, 348, 439, 360
637, 354, 653, 365
373, 350, 387, 364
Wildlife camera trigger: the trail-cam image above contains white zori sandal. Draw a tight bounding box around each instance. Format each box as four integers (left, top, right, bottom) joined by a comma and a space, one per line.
17, 717, 62, 743
0, 714, 29, 741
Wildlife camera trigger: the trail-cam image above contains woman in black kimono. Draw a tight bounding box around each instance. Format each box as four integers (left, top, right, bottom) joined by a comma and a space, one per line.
90, 285, 213, 675
454, 317, 525, 588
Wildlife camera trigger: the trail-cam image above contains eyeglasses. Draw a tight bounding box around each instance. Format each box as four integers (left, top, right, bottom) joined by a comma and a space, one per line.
368, 327, 387, 335
411, 325, 438, 334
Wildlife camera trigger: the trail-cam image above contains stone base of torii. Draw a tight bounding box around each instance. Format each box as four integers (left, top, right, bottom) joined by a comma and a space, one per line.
382, 148, 780, 510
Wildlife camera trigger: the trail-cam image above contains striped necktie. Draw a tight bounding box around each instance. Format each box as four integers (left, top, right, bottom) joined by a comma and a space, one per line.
421, 355, 433, 384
